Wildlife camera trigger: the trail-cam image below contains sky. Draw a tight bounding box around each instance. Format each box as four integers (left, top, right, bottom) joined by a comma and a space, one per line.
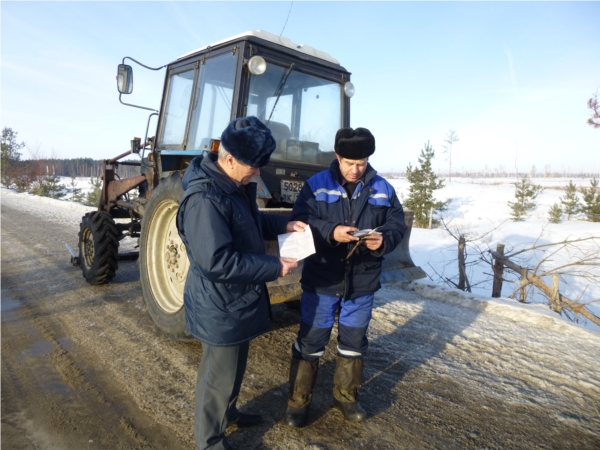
1, 1, 599, 175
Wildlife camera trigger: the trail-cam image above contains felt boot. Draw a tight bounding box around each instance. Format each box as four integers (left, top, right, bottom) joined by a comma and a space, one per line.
333, 355, 367, 422
283, 357, 319, 428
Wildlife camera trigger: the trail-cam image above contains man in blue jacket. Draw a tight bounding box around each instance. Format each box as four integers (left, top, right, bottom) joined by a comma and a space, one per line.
283, 127, 407, 428
177, 116, 305, 450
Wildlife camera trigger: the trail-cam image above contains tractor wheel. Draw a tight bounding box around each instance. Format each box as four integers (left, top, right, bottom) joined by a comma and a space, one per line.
139, 173, 192, 341
78, 211, 120, 284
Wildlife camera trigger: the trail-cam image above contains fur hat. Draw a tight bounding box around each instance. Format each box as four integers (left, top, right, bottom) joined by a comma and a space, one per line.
334, 127, 375, 160
220, 116, 276, 168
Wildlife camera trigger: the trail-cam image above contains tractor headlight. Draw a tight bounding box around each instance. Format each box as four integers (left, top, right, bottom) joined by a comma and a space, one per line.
248, 56, 267, 76
344, 81, 355, 98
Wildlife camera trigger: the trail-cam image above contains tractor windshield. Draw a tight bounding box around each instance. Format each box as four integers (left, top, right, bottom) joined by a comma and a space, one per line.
158, 49, 343, 169
159, 51, 237, 151
247, 63, 341, 166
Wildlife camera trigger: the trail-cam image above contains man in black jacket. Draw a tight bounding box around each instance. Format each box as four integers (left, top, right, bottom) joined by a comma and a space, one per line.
177, 116, 305, 450
283, 127, 407, 428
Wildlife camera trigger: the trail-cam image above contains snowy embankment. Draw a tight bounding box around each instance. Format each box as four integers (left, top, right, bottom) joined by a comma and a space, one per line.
387, 176, 600, 333
2, 176, 599, 335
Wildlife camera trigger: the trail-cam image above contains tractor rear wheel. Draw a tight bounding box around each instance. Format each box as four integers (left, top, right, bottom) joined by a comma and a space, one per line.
139, 173, 192, 341
78, 211, 120, 284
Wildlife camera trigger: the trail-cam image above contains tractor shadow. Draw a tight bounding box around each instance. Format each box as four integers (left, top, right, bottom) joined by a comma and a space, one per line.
228, 285, 482, 447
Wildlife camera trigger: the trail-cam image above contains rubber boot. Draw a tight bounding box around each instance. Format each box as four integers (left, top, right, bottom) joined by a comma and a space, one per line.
332, 355, 367, 422
283, 357, 319, 428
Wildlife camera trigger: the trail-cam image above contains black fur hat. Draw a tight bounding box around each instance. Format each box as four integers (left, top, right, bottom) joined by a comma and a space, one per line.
334, 127, 375, 160
220, 116, 276, 168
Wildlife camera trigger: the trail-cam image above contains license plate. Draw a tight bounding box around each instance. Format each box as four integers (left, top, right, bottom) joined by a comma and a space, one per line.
280, 180, 304, 203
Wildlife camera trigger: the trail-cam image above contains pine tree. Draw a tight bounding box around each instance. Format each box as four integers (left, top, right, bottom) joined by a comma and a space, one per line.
560, 180, 579, 220
508, 176, 544, 221
68, 176, 85, 202
31, 172, 67, 199
1, 127, 25, 187
581, 178, 600, 222
548, 203, 562, 223
84, 176, 103, 207
403, 141, 450, 227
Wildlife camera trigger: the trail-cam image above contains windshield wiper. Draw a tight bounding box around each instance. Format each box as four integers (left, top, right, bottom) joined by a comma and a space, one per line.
266, 63, 294, 126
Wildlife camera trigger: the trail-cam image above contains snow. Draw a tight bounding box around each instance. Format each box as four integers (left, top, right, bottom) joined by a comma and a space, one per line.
387, 176, 600, 333
2, 176, 599, 335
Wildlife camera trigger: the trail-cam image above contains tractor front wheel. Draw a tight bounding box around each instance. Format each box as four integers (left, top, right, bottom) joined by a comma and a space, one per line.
78, 211, 120, 284
139, 173, 192, 341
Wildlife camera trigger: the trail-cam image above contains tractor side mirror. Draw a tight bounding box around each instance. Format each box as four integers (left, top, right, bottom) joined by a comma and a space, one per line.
117, 64, 133, 94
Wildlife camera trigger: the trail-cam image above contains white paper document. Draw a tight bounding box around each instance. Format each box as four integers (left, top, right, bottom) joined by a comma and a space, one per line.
277, 226, 315, 260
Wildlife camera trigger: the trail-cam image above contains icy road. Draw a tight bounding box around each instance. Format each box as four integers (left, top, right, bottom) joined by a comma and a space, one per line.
2, 189, 599, 449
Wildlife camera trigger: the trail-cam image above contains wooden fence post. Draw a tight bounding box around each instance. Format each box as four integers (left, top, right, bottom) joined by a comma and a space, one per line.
458, 235, 467, 291
551, 274, 562, 313
519, 267, 528, 303
491, 244, 505, 297
428, 206, 433, 229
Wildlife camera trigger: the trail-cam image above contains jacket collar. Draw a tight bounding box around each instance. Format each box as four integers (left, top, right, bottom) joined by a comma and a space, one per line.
201, 153, 241, 195
329, 159, 378, 186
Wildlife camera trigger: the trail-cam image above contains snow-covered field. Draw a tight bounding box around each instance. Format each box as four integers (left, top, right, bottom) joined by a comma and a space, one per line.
2, 176, 599, 334
388, 176, 600, 332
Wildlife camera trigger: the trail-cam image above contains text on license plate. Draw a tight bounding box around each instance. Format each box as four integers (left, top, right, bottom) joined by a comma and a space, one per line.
280, 180, 304, 203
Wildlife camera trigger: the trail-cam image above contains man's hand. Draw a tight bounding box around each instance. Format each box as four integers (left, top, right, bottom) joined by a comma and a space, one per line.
332, 225, 360, 243
279, 257, 298, 277
361, 234, 383, 251
286, 221, 307, 233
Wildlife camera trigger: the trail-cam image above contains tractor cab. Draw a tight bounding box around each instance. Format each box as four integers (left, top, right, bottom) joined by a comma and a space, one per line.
120, 30, 353, 209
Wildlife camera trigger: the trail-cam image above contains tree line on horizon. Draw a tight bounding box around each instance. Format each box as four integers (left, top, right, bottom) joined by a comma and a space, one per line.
380, 168, 600, 180
1, 127, 140, 192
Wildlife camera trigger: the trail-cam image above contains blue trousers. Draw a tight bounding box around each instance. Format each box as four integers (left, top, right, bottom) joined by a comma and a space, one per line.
293, 292, 374, 361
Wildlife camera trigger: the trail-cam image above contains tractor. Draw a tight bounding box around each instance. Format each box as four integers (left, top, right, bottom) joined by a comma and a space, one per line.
72, 30, 425, 340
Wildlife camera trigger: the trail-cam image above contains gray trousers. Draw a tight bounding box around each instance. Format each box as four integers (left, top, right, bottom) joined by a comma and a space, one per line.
195, 341, 249, 450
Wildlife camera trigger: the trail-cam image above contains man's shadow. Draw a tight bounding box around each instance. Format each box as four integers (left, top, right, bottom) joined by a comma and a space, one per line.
228, 283, 481, 446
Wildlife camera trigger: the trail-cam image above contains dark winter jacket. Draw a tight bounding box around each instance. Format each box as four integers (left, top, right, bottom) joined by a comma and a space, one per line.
176, 153, 288, 346
291, 160, 406, 300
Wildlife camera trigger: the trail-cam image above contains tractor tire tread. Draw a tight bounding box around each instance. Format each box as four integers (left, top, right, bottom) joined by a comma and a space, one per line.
79, 211, 120, 285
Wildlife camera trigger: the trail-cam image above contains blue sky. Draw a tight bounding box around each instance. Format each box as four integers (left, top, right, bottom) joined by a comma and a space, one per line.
2, 1, 599, 175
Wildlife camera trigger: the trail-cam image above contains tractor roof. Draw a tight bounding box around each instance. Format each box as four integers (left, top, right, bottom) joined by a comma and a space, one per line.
178, 30, 339, 65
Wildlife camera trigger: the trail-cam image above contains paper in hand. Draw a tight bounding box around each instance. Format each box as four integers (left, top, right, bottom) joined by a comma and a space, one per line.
278, 225, 315, 260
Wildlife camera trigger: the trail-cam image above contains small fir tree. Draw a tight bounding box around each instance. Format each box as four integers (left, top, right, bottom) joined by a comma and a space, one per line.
403, 141, 450, 227
548, 203, 562, 223
30, 171, 67, 199
68, 176, 85, 202
581, 178, 600, 222
560, 180, 579, 220
508, 176, 544, 221
84, 176, 103, 207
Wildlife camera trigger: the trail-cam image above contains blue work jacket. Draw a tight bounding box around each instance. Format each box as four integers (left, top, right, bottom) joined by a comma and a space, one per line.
291, 160, 406, 300
176, 154, 288, 346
